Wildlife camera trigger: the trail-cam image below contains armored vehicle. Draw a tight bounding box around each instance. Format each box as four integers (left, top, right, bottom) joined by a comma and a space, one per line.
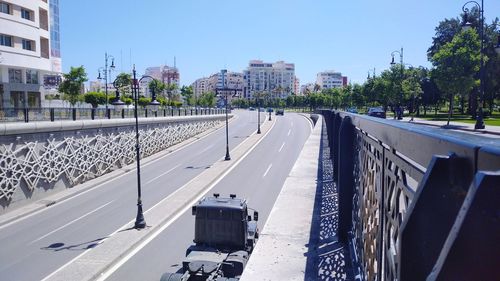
161, 193, 259, 281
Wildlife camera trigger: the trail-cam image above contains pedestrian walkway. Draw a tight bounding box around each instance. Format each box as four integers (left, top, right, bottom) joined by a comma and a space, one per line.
399, 116, 500, 138
242, 116, 354, 280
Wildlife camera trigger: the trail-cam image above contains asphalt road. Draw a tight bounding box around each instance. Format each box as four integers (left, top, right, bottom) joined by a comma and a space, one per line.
104, 112, 312, 281
0, 110, 266, 281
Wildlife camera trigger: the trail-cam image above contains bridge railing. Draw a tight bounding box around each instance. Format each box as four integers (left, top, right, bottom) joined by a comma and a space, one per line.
0, 107, 226, 123
320, 109, 499, 281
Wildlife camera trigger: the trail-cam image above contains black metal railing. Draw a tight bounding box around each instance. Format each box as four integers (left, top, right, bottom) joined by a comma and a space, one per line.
320, 109, 499, 281
0, 107, 227, 123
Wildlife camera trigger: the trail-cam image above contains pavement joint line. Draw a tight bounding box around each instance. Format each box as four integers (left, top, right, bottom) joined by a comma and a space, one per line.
43, 113, 275, 281
0, 116, 232, 228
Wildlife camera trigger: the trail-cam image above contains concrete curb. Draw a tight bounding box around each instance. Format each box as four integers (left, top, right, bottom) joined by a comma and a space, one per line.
43, 114, 274, 281
0, 115, 235, 227
241, 115, 322, 281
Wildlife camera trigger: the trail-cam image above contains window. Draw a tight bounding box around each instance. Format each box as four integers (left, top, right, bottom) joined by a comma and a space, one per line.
26, 70, 39, 84
9, 69, 23, 83
22, 39, 34, 51
0, 2, 10, 14
21, 8, 32, 20
0, 34, 12, 47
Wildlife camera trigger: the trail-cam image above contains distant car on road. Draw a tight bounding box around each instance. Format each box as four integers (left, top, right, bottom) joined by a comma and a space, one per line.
347, 107, 358, 114
367, 107, 386, 119
276, 109, 284, 115
248, 107, 255, 111
267, 108, 274, 113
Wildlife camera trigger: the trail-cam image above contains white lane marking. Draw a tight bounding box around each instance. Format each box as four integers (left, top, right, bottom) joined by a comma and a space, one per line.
29, 200, 114, 245
95, 114, 278, 281
145, 164, 181, 185
263, 164, 273, 178
291, 121, 294, 126
279, 142, 285, 152
0, 115, 235, 230
287, 129, 291, 136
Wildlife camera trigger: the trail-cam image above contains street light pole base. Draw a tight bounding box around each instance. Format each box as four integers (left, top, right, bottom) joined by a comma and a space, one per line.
475, 109, 485, 130
225, 147, 231, 161
257, 128, 261, 134
134, 201, 147, 229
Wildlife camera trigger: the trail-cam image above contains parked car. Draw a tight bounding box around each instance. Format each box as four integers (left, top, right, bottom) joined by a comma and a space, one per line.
276, 109, 284, 115
367, 107, 386, 118
267, 108, 274, 113
248, 107, 255, 111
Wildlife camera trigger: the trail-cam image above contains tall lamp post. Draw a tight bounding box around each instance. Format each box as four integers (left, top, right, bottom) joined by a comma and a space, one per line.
216, 71, 241, 161
220, 69, 231, 161
112, 65, 160, 229
97, 52, 115, 115
461, 1, 500, 129
391, 47, 404, 120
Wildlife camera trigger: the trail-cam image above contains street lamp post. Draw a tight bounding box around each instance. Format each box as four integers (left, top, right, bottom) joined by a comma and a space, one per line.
391, 47, 404, 120
221, 69, 230, 161
216, 70, 241, 161
461, 1, 500, 129
257, 92, 261, 134
110, 65, 162, 229
97, 52, 115, 116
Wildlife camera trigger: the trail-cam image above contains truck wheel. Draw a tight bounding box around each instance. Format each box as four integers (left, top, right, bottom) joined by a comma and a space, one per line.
160, 272, 183, 281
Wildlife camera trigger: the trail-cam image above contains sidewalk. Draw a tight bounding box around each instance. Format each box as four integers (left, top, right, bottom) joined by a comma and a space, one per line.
398, 116, 500, 138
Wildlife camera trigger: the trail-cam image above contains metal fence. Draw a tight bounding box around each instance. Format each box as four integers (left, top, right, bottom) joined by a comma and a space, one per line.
320, 109, 500, 281
0, 107, 226, 123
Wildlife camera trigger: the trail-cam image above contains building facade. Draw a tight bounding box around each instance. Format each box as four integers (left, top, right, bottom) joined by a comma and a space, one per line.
316, 71, 348, 90
0, 0, 61, 109
191, 77, 208, 98
243, 60, 295, 100
191, 71, 244, 98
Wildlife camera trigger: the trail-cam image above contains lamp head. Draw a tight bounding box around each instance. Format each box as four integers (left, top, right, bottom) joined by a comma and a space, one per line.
461, 13, 473, 31
390, 56, 396, 65
110, 58, 116, 69
97, 71, 102, 80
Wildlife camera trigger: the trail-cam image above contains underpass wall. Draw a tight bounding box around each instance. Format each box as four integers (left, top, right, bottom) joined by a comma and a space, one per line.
0, 115, 227, 213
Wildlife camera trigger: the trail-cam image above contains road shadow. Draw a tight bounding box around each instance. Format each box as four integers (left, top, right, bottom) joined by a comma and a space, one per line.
41, 237, 108, 252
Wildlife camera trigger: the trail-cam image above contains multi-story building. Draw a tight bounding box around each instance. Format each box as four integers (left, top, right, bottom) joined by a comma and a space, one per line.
191, 77, 208, 98
243, 60, 295, 100
300, 83, 315, 95
140, 65, 180, 97
316, 71, 348, 90
294, 76, 300, 96
0, 0, 61, 109
191, 71, 244, 99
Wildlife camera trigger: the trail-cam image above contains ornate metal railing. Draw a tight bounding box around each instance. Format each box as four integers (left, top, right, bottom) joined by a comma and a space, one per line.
320, 109, 499, 281
0, 107, 226, 123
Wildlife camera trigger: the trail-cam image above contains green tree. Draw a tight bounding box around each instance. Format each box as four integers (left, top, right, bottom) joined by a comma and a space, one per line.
180, 85, 195, 105
58, 66, 88, 106
430, 29, 481, 125
114, 72, 132, 97
198, 92, 216, 107
84, 91, 106, 108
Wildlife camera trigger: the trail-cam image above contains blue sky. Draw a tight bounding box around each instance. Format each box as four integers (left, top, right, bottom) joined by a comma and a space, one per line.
60, 0, 500, 87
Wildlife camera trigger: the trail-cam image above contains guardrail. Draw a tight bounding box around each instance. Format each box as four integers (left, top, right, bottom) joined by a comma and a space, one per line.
320, 109, 499, 281
0, 107, 226, 123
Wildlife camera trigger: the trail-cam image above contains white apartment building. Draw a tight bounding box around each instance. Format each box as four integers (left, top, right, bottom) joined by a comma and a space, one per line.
316, 71, 347, 90
140, 65, 180, 97
191, 71, 244, 98
243, 60, 295, 100
191, 77, 208, 98
0, 0, 61, 109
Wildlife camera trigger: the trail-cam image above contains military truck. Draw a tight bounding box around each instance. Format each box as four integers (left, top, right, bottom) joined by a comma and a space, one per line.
161, 193, 259, 281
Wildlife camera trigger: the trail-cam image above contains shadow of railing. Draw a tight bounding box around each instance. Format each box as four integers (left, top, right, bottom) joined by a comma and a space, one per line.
320, 109, 500, 281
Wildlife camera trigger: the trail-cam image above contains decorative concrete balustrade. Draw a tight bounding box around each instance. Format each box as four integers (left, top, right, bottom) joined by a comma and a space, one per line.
0, 115, 227, 211
321, 110, 499, 281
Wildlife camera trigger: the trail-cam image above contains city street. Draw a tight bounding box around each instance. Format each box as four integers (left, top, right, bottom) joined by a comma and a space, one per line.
0, 110, 312, 281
